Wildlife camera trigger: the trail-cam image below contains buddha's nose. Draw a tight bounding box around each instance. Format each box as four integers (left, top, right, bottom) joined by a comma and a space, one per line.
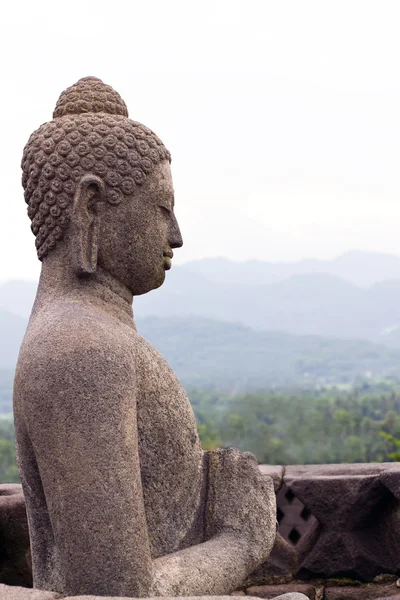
170, 213, 183, 249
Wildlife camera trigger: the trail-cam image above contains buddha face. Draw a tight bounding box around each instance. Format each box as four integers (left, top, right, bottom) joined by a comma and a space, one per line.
97, 161, 183, 295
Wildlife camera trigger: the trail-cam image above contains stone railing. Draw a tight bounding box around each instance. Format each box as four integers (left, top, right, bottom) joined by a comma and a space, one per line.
2, 463, 400, 600
248, 463, 400, 599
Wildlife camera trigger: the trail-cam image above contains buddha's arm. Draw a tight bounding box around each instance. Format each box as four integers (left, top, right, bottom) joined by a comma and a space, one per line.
151, 533, 265, 596
150, 449, 276, 596
29, 340, 153, 597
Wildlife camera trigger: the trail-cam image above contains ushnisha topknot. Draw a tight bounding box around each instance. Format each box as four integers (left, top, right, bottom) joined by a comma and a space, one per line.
53, 76, 129, 119
21, 76, 171, 260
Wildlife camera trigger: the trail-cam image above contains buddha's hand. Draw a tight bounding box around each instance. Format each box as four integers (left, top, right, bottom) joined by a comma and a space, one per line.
205, 447, 276, 567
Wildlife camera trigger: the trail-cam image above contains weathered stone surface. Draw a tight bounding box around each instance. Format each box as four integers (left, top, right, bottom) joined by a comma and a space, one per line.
285, 464, 391, 479
0, 584, 59, 599
61, 596, 309, 600
63, 596, 252, 600
246, 584, 314, 599
14, 76, 277, 597
380, 465, 400, 502
0, 591, 310, 600
247, 469, 298, 585
276, 482, 318, 549
0, 485, 31, 587
259, 466, 284, 493
284, 463, 400, 581
247, 535, 297, 584
270, 595, 310, 600
63, 597, 248, 600
324, 583, 400, 599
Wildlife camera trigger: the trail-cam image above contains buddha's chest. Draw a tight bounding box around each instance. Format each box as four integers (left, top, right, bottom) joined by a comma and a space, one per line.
134, 336, 205, 557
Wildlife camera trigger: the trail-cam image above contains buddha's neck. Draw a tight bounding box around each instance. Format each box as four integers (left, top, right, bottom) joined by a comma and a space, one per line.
33, 252, 135, 329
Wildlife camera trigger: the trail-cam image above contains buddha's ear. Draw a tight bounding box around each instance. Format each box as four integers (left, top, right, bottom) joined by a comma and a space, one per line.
71, 175, 106, 275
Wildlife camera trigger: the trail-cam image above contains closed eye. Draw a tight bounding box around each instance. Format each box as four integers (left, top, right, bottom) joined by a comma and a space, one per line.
158, 205, 171, 214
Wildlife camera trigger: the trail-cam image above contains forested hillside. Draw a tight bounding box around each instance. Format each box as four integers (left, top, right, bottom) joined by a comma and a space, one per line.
139, 317, 400, 389
8, 252, 400, 345
3, 253, 400, 481
2, 384, 400, 482
192, 384, 400, 464
3, 317, 400, 409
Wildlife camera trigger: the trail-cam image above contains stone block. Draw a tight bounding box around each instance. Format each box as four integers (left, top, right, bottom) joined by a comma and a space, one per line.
63, 597, 257, 600
284, 464, 400, 581
271, 595, 311, 600
324, 583, 400, 599
246, 535, 297, 584
246, 583, 315, 599
0, 485, 31, 587
62, 596, 309, 600
259, 466, 284, 493
0, 584, 59, 599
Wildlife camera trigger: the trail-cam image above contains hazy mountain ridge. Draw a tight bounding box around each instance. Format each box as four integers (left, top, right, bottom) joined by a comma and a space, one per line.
138, 316, 400, 390
181, 250, 400, 288
4, 251, 400, 345
2, 314, 400, 413
135, 269, 400, 344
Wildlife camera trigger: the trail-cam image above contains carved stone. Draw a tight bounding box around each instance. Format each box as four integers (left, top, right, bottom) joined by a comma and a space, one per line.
0, 584, 59, 599
0, 485, 31, 587
284, 463, 400, 581
324, 585, 400, 600
14, 77, 276, 597
0, 590, 307, 600
247, 584, 315, 599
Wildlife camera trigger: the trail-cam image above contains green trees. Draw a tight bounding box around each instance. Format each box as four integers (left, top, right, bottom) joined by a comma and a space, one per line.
380, 432, 400, 461
2, 385, 400, 483
0, 420, 19, 483
191, 386, 400, 464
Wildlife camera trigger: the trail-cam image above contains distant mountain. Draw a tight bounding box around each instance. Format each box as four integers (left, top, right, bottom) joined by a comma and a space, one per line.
0, 310, 27, 367
133, 264, 400, 345
138, 316, 400, 390
181, 251, 400, 288
135, 270, 368, 338
6, 251, 400, 346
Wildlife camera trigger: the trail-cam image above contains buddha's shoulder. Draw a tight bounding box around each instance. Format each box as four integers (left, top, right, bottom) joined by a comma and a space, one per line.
22, 301, 136, 360
22, 301, 167, 367
132, 331, 175, 375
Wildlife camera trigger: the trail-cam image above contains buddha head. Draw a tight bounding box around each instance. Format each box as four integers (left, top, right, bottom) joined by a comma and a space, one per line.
21, 76, 183, 295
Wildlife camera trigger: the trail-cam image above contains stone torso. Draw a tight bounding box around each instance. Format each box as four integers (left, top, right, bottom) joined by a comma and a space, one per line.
14, 299, 205, 565
15, 76, 276, 597
134, 334, 206, 556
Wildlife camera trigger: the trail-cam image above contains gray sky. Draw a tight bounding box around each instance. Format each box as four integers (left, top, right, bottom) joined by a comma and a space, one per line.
2, 0, 400, 280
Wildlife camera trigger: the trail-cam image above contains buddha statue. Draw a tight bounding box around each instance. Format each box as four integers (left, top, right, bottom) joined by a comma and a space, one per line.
13, 77, 276, 598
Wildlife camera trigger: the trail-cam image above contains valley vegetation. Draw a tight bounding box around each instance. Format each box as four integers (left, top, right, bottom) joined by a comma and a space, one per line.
2, 381, 400, 483
4, 253, 400, 482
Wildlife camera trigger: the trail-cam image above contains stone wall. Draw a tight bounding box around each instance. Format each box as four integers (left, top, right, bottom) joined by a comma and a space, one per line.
245, 463, 400, 600
1, 463, 400, 599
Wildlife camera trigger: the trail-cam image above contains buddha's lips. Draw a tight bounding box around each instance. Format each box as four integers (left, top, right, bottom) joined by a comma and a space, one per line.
163, 256, 172, 270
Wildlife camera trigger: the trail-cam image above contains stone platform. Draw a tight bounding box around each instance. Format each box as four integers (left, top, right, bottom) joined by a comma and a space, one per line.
1, 462, 400, 600
0, 587, 308, 600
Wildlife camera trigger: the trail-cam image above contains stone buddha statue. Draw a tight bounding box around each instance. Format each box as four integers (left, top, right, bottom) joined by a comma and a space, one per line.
14, 77, 276, 598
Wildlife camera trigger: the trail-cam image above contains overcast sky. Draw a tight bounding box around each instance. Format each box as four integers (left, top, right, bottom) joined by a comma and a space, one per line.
1, 0, 400, 280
